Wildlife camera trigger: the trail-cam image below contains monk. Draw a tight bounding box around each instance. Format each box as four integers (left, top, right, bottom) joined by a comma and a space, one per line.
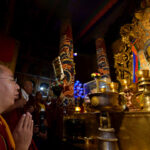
3, 80, 38, 150
0, 64, 33, 150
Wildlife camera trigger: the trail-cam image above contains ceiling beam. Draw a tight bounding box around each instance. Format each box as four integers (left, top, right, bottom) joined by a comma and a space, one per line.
78, 0, 118, 39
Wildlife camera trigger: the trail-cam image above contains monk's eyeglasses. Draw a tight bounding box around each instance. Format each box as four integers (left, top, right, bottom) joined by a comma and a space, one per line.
0, 77, 17, 83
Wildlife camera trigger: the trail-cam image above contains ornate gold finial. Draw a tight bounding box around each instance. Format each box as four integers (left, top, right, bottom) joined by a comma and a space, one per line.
141, 0, 150, 9
120, 24, 135, 47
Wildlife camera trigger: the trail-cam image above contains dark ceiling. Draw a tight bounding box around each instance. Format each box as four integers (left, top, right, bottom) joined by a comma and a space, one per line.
0, 0, 141, 82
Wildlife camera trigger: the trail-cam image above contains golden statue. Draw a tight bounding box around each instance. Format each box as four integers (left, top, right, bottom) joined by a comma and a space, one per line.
113, 5, 150, 82
112, 1, 150, 110
112, 27, 133, 83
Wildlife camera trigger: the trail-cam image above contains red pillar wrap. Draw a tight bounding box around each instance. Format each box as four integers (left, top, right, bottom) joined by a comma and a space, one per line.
96, 38, 110, 78
59, 19, 75, 97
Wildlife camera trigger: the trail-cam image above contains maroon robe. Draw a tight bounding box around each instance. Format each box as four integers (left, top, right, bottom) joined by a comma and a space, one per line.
0, 115, 15, 150
3, 105, 38, 150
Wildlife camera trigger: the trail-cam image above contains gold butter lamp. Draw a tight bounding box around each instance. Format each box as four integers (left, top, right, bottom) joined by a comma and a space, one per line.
136, 70, 150, 86
119, 79, 134, 110
120, 79, 130, 90
135, 70, 150, 111
110, 82, 119, 93
136, 70, 149, 78
88, 81, 122, 112
88, 81, 121, 150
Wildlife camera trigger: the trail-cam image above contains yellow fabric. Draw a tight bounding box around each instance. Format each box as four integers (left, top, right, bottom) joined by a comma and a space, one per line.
38, 103, 46, 111
0, 115, 15, 150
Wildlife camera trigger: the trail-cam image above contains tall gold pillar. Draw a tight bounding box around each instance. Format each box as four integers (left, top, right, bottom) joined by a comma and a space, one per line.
96, 38, 110, 78
59, 19, 75, 97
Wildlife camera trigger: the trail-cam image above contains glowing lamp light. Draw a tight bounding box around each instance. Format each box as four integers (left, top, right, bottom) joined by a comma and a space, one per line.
73, 52, 78, 56
76, 80, 79, 83
40, 87, 44, 91
75, 106, 81, 112
74, 80, 85, 99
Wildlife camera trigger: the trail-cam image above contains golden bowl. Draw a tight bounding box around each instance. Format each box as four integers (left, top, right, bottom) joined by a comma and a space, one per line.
129, 83, 138, 93
136, 70, 149, 78
110, 82, 118, 92
120, 79, 129, 86
88, 92, 122, 112
100, 87, 106, 93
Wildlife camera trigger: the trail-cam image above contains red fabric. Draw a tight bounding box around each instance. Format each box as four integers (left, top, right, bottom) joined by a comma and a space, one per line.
3, 107, 38, 150
29, 139, 38, 150
131, 45, 138, 55
0, 117, 14, 150
0, 135, 7, 150
135, 54, 138, 83
46, 98, 63, 139
3, 109, 21, 132
131, 44, 138, 83
0, 35, 15, 62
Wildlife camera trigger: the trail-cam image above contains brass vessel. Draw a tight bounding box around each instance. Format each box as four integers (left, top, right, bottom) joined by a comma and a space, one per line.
98, 128, 119, 150
88, 92, 121, 112
136, 70, 150, 111
63, 112, 150, 150
87, 82, 121, 150
110, 111, 150, 150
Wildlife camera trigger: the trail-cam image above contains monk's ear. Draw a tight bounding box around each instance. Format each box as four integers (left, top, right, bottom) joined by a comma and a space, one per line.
134, 10, 143, 20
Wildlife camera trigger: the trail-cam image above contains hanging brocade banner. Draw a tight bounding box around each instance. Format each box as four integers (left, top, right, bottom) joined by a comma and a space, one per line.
131, 41, 139, 83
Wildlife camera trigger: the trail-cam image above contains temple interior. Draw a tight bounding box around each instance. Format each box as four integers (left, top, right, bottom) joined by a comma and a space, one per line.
1, 0, 150, 150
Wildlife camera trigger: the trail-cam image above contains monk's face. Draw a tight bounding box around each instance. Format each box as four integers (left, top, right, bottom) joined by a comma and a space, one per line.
0, 66, 20, 113
24, 81, 33, 95
36, 92, 42, 101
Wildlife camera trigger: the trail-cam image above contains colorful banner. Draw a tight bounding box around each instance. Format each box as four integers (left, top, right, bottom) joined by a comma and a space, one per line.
96, 38, 110, 78
59, 19, 75, 97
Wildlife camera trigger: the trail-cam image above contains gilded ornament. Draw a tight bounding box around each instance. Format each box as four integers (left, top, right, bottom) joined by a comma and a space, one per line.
91, 96, 100, 106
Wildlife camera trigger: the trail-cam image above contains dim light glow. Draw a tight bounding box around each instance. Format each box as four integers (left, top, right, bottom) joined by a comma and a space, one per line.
74, 80, 84, 99
75, 106, 81, 112
40, 87, 44, 90
73, 52, 78, 56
